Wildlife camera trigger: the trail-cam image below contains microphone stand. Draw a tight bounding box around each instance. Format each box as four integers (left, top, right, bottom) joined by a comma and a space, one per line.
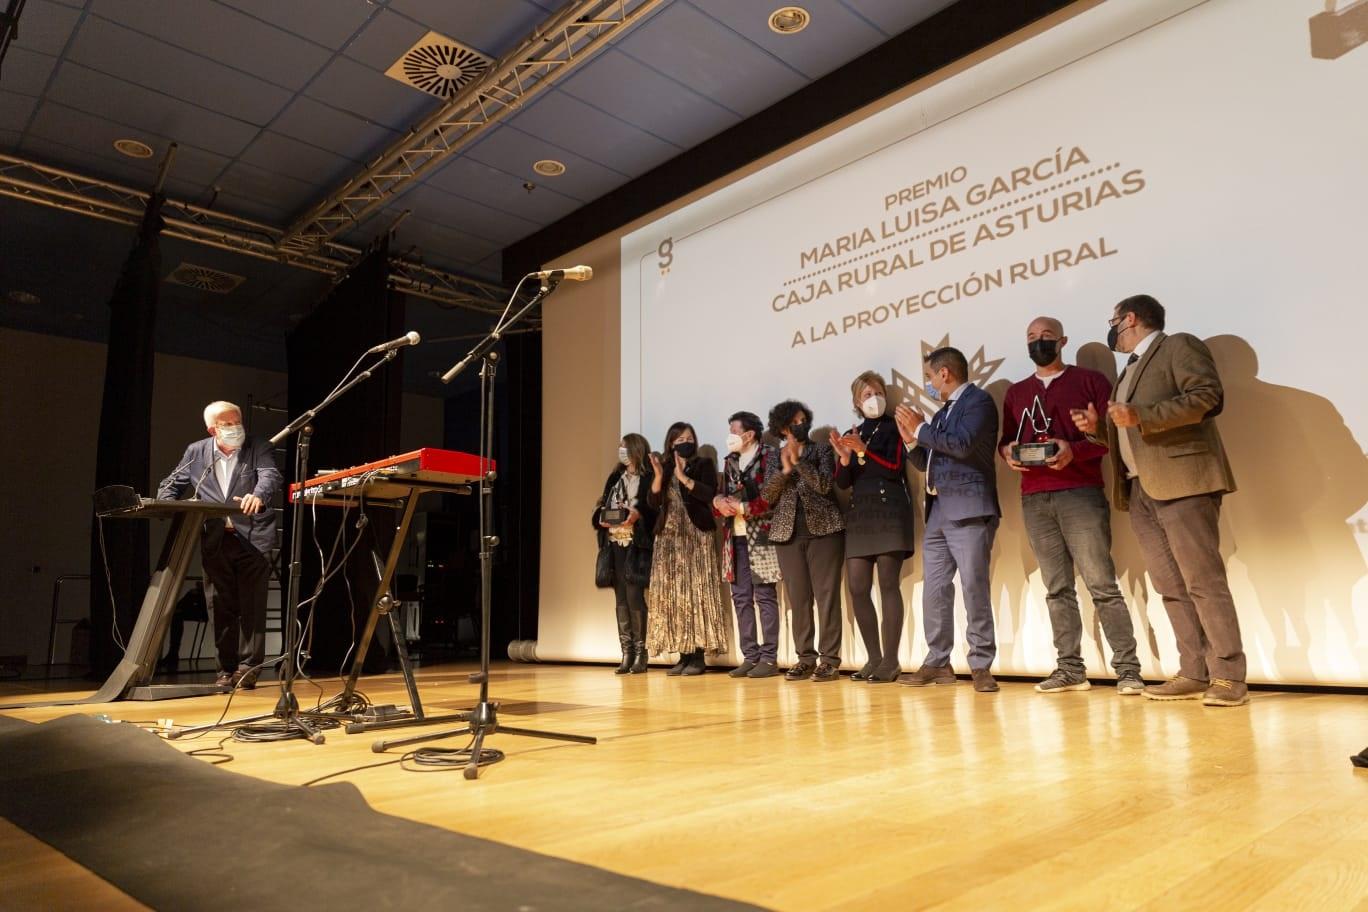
173, 349, 400, 744
372, 276, 596, 778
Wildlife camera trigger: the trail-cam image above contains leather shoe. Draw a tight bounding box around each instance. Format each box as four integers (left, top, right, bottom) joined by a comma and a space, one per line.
850, 660, 876, 681
785, 662, 815, 681
867, 658, 901, 683
1202, 678, 1249, 707
898, 664, 955, 686
1143, 675, 1207, 701
680, 650, 707, 676
971, 669, 999, 693
729, 660, 757, 678
812, 662, 840, 682
231, 668, 258, 690
746, 661, 780, 678
214, 672, 233, 688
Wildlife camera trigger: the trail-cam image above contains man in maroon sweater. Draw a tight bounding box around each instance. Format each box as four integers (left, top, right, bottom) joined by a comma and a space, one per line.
1000, 317, 1143, 694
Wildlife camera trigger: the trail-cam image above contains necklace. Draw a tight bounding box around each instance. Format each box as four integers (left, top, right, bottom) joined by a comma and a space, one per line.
855, 420, 879, 466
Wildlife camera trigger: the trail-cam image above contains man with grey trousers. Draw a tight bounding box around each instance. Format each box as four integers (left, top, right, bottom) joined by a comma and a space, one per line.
1000, 316, 1143, 695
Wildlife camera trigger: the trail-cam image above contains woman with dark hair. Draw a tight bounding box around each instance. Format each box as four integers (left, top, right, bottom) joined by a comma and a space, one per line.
646, 422, 729, 676
592, 433, 656, 674
762, 400, 846, 682
828, 371, 916, 683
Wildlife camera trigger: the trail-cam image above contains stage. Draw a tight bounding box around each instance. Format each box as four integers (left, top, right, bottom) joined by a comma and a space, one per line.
2, 662, 1365, 910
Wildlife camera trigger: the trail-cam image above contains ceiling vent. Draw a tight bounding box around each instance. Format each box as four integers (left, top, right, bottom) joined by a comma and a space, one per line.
385, 31, 493, 99
165, 262, 246, 294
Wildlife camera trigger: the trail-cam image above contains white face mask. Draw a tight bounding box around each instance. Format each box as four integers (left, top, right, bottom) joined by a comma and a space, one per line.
725, 433, 746, 454
860, 395, 886, 420
216, 424, 246, 449
618, 447, 630, 466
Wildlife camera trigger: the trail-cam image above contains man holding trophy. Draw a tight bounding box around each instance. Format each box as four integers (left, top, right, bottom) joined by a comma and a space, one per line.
1000, 317, 1144, 695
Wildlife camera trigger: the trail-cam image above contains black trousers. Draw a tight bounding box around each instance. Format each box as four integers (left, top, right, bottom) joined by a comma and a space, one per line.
778, 531, 845, 666
201, 533, 269, 674
609, 544, 647, 648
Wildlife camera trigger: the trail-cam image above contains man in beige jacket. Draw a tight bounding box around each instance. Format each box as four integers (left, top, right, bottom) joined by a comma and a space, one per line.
1072, 295, 1247, 706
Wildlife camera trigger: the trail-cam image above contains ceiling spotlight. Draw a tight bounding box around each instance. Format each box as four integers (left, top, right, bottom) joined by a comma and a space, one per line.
768, 6, 810, 34
532, 159, 566, 176
113, 139, 154, 159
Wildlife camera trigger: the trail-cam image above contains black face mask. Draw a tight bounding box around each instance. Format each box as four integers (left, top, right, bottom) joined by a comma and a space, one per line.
789, 422, 809, 442
1027, 339, 1059, 367
673, 441, 697, 460
1106, 321, 1122, 352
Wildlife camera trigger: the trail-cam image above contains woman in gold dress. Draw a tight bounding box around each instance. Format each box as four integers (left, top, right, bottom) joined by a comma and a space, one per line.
646, 422, 730, 676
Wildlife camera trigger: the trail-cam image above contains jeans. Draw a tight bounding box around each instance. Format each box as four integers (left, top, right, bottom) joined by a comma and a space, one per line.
1022, 486, 1139, 676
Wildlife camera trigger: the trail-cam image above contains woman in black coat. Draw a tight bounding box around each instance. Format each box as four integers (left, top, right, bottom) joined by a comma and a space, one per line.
645, 422, 730, 676
593, 432, 657, 673
830, 371, 916, 683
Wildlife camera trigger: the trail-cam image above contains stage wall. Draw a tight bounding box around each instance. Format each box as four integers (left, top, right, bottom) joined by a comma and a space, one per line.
541, 0, 1368, 686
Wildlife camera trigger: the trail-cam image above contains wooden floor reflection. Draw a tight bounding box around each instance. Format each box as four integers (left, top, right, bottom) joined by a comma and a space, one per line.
3, 662, 1366, 910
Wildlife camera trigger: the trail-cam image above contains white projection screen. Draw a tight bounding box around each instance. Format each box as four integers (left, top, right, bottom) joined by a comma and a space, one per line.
540, 0, 1368, 686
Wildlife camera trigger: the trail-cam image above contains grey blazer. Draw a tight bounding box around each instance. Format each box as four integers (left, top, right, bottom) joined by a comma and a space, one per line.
157, 435, 283, 555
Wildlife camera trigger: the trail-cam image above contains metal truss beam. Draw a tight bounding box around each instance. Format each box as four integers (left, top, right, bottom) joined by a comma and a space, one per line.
278, 0, 664, 254
0, 154, 510, 313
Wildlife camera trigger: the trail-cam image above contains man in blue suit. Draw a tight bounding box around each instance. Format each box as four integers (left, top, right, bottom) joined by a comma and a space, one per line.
157, 400, 281, 688
894, 347, 1002, 692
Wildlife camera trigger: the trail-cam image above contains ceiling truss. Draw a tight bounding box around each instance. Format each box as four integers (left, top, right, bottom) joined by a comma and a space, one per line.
278, 0, 664, 254
0, 153, 511, 313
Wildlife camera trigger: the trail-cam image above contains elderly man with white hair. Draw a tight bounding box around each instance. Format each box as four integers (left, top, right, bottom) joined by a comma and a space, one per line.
157, 400, 282, 688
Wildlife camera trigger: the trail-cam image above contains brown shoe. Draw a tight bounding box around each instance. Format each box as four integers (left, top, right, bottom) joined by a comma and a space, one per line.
971, 669, 999, 693
1142, 675, 1207, 701
214, 672, 233, 688
898, 664, 956, 687
1202, 679, 1249, 707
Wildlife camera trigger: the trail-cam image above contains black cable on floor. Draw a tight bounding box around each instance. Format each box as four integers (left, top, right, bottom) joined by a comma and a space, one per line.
402, 739, 505, 773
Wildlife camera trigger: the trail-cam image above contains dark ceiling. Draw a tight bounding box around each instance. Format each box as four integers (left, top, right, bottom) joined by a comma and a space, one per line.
0, 0, 959, 392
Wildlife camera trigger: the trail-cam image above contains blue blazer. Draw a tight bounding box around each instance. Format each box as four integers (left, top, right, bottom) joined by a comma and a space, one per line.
908, 382, 1000, 522
157, 435, 283, 555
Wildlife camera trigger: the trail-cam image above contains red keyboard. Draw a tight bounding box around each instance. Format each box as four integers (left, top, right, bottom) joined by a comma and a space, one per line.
290, 448, 491, 503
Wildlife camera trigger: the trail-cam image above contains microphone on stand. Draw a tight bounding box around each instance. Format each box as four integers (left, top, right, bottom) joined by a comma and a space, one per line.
529, 265, 592, 283
191, 451, 221, 501
366, 331, 421, 354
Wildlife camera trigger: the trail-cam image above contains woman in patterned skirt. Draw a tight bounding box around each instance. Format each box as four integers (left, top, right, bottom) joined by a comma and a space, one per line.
829, 371, 916, 683
646, 422, 730, 676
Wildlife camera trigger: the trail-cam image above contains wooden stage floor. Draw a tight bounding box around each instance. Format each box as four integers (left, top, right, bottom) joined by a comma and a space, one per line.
2, 662, 1366, 911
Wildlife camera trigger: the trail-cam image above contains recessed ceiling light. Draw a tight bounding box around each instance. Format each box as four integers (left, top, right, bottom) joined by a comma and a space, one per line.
768, 6, 810, 34
113, 139, 154, 159
533, 159, 566, 177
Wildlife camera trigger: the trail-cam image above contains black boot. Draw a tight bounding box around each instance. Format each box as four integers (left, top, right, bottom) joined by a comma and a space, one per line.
615, 638, 633, 675
666, 653, 689, 676
629, 641, 649, 673
681, 648, 707, 676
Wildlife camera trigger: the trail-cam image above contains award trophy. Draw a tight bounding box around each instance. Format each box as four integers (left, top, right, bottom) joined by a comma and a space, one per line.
1011, 395, 1059, 466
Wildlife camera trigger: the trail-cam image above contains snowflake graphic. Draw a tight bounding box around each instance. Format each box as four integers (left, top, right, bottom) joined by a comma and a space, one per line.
889, 335, 1005, 413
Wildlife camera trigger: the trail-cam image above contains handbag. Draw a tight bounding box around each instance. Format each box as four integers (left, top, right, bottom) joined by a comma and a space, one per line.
595, 539, 616, 589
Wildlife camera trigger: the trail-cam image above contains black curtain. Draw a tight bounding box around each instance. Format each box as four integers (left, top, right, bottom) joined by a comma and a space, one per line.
87, 194, 163, 676
439, 328, 542, 656
285, 241, 404, 672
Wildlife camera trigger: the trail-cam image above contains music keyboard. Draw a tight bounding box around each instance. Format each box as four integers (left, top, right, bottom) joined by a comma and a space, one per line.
289, 448, 490, 504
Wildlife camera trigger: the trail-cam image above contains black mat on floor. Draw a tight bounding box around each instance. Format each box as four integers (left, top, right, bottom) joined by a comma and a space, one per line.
0, 715, 765, 911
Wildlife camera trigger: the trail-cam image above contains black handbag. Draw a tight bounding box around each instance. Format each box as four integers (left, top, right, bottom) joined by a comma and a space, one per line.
595, 540, 616, 589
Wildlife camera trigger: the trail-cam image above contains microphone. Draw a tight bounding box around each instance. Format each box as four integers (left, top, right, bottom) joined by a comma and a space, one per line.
191, 451, 220, 501
366, 331, 421, 354
529, 265, 592, 282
